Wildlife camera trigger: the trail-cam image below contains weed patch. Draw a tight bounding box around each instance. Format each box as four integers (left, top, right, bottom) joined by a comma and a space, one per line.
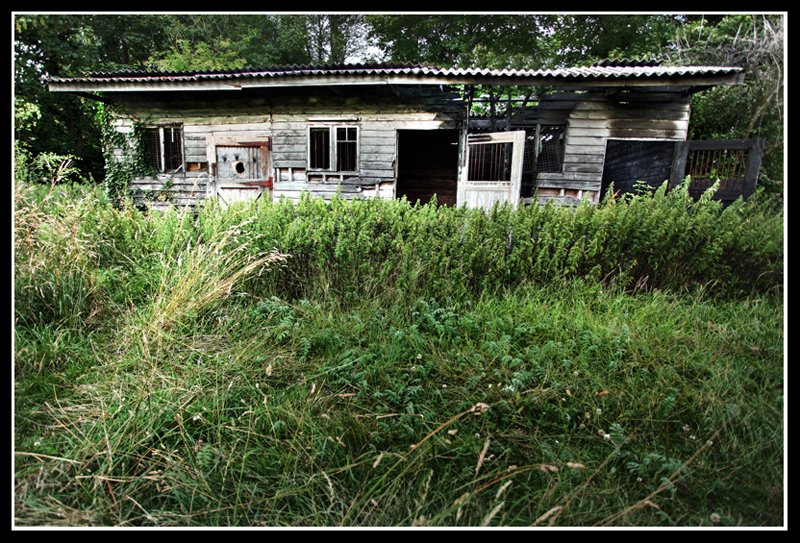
14, 185, 783, 527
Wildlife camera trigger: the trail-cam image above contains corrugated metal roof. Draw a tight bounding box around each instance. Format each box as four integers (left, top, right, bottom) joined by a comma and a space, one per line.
47, 61, 744, 85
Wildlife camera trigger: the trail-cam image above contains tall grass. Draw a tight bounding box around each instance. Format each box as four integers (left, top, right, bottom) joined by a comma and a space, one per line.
124, 214, 287, 356
14, 182, 784, 527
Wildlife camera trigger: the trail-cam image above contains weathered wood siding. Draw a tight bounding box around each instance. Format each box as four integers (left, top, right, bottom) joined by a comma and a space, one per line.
112, 87, 464, 210
534, 91, 689, 204
475, 90, 692, 205
111, 86, 692, 211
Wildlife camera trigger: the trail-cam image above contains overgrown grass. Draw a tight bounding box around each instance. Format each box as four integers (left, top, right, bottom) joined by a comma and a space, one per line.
14, 182, 784, 527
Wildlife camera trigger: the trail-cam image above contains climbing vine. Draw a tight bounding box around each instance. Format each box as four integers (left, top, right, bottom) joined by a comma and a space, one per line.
97, 101, 160, 208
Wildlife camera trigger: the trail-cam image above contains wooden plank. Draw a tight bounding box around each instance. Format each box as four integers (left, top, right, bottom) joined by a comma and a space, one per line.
564, 162, 604, 174
687, 138, 765, 151
273, 182, 363, 192
535, 172, 602, 188
564, 154, 605, 164
741, 139, 764, 199
569, 109, 690, 121
273, 160, 307, 169
568, 120, 687, 134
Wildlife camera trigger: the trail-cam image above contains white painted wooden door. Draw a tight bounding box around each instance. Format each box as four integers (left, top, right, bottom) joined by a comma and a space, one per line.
209, 143, 271, 207
458, 130, 525, 210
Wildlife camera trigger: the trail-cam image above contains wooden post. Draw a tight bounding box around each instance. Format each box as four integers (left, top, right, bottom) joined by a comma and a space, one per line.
741, 138, 764, 200
506, 88, 512, 131
670, 141, 690, 189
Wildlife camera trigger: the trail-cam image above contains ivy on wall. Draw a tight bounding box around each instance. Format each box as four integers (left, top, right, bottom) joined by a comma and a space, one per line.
97, 101, 164, 208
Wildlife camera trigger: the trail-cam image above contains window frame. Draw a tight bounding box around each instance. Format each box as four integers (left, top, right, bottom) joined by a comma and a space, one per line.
143, 124, 184, 174
523, 124, 567, 175
307, 124, 359, 173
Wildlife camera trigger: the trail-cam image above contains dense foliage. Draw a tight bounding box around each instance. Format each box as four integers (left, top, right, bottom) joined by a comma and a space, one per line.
190, 183, 782, 303
13, 184, 784, 526
17, 180, 782, 334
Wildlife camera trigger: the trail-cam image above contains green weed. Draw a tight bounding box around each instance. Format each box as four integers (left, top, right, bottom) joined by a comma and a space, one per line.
14, 184, 783, 527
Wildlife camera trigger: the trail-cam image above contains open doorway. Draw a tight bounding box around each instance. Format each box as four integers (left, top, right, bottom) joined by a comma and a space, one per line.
396, 129, 460, 206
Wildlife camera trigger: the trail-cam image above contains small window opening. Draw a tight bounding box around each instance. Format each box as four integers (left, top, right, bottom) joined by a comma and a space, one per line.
144, 125, 183, 173
336, 127, 358, 172
310, 127, 331, 170
309, 125, 358, 172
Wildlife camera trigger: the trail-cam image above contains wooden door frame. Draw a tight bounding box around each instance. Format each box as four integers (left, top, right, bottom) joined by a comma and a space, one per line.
457, 130, 525, 208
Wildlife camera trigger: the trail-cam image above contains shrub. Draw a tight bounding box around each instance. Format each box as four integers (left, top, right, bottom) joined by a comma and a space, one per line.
209, 182, 782, 302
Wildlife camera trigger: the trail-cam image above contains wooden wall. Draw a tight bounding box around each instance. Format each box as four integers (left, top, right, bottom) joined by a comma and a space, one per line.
112, 86, 464, 210
494, 90, 691, 206
111, 86, 692, 211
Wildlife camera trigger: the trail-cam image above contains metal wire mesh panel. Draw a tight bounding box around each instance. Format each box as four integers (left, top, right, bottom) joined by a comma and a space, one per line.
144, 129, 162, 171
144, 126, 183, 172
537, 125, 565, 173
162, 127, 183, 172
468, 141, 513, 181
522, 125, 566, 174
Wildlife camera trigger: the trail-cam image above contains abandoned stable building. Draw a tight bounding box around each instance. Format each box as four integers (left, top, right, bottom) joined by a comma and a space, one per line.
47, 60, 763, 212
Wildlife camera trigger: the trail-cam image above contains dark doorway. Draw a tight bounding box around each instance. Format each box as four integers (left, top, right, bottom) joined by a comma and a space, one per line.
396, 129, 460, 206
600, 139, 676, 200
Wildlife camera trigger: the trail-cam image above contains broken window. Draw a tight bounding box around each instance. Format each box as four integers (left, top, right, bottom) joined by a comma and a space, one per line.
143, 125, 183, 173
309, 125, 358, 172
524, 125, 566, 174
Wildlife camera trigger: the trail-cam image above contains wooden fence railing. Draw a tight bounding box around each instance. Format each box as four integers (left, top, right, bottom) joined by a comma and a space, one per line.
670, 138, 765, 204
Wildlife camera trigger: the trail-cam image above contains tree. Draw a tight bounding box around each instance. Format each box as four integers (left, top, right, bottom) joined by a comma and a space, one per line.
550, 14, 686, 65
144, 15, 374, 69
148, 39, 247, 71
367, 14, 556, 69
664, 14, 785, 184
13, 14, 143, 182
287, 14, 373, 65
